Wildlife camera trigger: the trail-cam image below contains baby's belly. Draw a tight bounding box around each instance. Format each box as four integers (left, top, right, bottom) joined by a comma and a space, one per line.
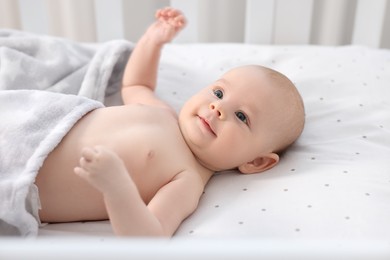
35, 129, 108, 222
35, 110, 122, 222
35, 106, 182, 223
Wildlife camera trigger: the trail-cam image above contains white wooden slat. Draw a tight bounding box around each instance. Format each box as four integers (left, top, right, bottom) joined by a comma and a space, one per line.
0, 0, 21, 29
94, 0, 124, 42
310, 0, 356, 46
18, 0, 48, 34
245, 0, 275, 44
44, 0, 66, 38
45, 0, 96, 42
1, 0, 389, 46
382, 3, 390, 49
172, 0, 245, 43
201, 0, 246, 42
62, 0, 96, 42
352, 0, 387, 48
273, 0, 313, 44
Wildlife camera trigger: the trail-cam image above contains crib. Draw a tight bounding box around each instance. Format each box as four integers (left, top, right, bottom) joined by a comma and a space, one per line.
1, 0, 390, 259
1, 0, 389, 47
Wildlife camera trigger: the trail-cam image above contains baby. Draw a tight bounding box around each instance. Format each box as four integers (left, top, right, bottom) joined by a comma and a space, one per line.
35, 8, 305, 236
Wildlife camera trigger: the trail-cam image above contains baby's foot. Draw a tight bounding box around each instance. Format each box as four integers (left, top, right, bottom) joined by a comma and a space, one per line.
74, 146, 129, 193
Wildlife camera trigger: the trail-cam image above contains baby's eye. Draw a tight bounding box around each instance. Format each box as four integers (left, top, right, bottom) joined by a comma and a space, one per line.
213, 89, 223, 99
235, 111, 248, 124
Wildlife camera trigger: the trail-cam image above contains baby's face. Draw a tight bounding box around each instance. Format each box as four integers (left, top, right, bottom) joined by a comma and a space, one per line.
179, 66, 283, 172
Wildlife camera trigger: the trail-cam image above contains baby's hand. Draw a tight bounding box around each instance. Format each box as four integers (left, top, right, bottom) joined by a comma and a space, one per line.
74, 146, 132, 194
146, 7, 186, 45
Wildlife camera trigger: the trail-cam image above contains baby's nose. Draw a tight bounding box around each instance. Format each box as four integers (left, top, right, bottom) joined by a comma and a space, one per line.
209, 103, 224, 119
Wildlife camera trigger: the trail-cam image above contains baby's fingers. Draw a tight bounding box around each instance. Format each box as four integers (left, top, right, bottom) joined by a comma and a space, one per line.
173, 14, 186, 27
156, 7, 182, 19
155, 7, 172, 18
80, 146, 99, 162
74, 166, 89, 179
74, 166, 104, 192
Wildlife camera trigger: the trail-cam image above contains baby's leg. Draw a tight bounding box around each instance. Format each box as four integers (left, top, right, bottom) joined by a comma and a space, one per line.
74, 146, 131, 193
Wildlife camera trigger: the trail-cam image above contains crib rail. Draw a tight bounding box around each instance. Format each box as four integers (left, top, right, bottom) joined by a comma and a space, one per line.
0, 0, 389, 48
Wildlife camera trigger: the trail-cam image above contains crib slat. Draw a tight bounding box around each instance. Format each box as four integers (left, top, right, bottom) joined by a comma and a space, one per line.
94, 0, 124, 42
44, 0, 65, 38
63, 0, 96, 42
244, 0, 275, 44
0, 0, 21, 29
3, 0, 389, 47
45, 0, 97, 42
18, 0, 48, 34
352, 0, 387, 48
310, 0, 357, 46
172, 0, 246, 43
273, 0, 313, 44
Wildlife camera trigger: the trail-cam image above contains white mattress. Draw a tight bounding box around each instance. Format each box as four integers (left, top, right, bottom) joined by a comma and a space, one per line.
35, 44, 389, 248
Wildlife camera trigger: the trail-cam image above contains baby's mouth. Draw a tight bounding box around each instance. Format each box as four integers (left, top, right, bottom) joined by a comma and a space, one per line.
198, 116, 217, 136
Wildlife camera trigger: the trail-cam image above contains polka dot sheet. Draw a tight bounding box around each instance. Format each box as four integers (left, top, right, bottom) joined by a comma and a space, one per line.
157, 44, 390, 239
39, 44, 390, 241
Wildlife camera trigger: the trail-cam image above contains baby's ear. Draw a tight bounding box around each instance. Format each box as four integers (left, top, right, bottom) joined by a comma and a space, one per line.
238, 153, 279, 174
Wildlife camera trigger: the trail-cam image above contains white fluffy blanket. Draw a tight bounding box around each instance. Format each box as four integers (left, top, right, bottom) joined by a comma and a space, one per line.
0, 30, 133, 236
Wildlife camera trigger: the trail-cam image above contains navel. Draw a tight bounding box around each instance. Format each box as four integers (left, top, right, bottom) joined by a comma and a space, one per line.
147, 150, 155, 160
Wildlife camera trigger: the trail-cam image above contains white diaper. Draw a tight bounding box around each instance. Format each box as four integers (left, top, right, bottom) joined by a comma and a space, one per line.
26, 184, 44, 227
0, 182, 43, 236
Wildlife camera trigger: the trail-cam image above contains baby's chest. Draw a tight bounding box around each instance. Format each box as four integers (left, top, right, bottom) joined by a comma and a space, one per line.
112, 121, 191, 175
130, 135, 187, 168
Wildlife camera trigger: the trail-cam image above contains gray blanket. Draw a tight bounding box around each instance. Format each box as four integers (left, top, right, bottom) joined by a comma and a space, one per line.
0, 30, 133, 236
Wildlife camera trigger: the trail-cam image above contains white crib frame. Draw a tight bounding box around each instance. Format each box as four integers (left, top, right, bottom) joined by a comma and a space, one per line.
0, 0, 389, 48
1, 238, 390, 260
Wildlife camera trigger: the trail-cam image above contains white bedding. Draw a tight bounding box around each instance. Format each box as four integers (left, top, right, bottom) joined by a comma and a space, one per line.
38, 44, 390, 241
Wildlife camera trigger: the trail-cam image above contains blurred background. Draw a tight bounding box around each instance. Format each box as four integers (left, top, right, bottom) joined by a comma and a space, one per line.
0, 0, 389, 48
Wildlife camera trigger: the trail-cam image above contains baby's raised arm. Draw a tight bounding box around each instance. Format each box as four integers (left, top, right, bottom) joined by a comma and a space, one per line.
121, 8, 186, 107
